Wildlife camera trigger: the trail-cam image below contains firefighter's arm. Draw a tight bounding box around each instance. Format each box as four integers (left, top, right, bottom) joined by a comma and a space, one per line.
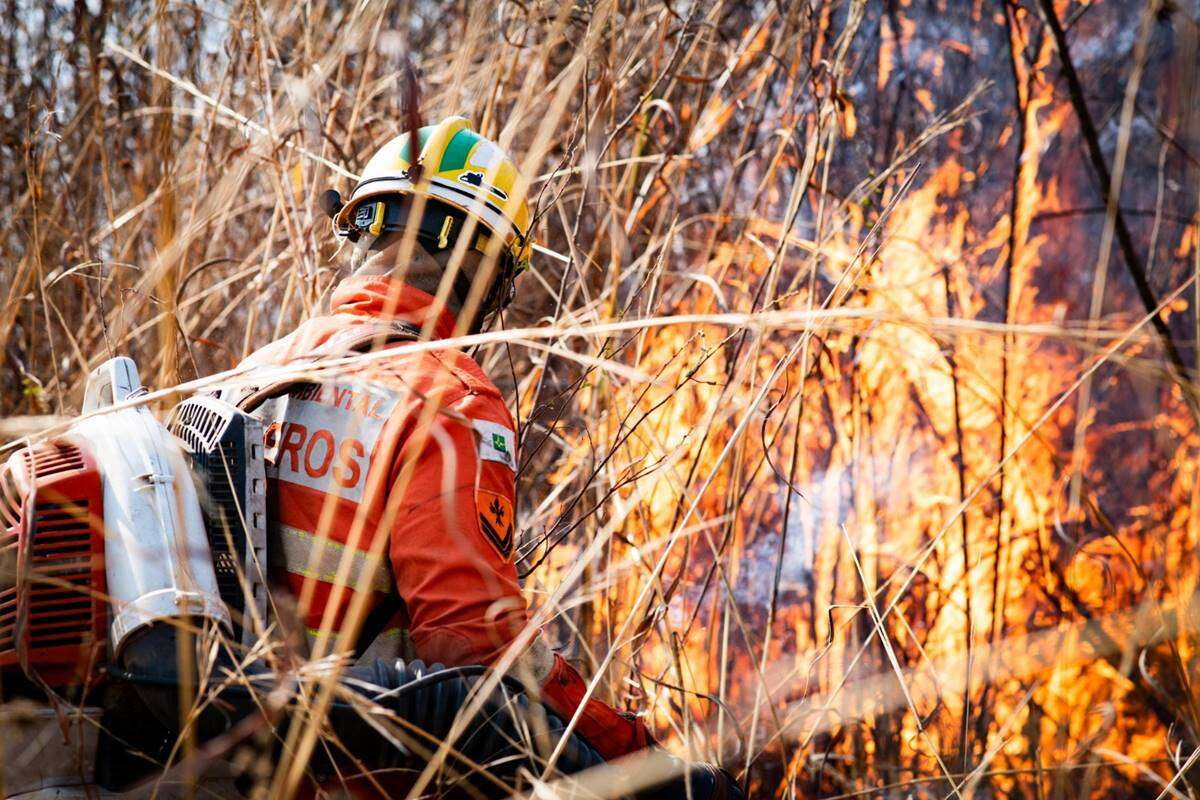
387, 393, 653, 759
386, 394, 527, 666
536, 647, 657, 760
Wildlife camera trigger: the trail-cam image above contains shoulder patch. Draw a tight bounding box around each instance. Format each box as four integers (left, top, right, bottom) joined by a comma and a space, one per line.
472, 419, 517, 470
476, 489, 514, 560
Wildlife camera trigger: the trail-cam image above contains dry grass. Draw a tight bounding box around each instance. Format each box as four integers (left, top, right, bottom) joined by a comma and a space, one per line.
3, 0, 1200, 797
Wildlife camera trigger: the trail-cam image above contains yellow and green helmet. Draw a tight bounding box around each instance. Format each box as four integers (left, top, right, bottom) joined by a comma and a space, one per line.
331, 116, 533, 271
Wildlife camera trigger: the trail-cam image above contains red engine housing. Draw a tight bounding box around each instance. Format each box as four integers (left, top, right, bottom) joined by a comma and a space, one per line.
0, 438, 107, 687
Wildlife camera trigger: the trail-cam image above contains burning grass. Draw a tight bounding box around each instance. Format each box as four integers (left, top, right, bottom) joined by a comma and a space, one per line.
3, 0, 1200, 797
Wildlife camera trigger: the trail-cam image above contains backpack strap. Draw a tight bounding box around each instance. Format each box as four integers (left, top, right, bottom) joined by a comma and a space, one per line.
229, 320, 421, 414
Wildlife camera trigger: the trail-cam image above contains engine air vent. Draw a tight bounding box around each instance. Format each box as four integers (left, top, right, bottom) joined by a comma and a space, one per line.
169, 396, 268, 651
0, 439, 106, 688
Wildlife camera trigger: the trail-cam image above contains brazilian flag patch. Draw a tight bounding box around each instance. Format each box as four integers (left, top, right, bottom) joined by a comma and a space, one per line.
472, 420, 517, 470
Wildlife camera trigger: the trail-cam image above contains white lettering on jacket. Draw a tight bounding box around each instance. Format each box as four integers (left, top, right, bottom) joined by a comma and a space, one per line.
256, 381, 401, 503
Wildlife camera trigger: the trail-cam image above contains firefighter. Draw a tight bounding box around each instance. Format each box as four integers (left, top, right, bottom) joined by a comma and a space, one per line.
235, 117, 658, 775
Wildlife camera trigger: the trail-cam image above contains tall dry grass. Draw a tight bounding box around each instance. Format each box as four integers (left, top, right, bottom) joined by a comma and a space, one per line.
3, 0, 1200, 797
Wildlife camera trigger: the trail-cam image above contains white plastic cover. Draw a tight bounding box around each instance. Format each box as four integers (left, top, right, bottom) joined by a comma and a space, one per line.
72, 357, 230, 655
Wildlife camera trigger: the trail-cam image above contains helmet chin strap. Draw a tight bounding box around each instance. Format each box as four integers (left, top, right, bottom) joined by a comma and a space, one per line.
449, 260, 480, 330
447, 251, 513, 336
347, 207, 514, 336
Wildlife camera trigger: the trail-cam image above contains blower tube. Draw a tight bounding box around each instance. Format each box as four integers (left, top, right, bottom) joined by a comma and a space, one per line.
115, 623, 742, 799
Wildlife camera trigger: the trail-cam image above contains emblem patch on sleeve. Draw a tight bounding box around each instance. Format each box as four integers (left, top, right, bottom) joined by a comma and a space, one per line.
476, 489, 514, 560
472, 420, 517, 470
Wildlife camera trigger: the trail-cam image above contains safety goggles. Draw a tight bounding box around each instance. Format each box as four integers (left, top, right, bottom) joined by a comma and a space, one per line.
347, 196, 497, 258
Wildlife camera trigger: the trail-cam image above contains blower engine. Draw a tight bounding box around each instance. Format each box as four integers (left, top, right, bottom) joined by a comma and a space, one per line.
0, 357, 268, 798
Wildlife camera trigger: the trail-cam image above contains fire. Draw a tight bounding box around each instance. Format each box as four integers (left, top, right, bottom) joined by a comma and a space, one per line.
525, 7, 1199, 793
3, 0, 1196, 796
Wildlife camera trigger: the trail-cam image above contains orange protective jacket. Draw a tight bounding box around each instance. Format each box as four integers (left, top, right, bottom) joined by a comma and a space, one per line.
233, 274, 650, 764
